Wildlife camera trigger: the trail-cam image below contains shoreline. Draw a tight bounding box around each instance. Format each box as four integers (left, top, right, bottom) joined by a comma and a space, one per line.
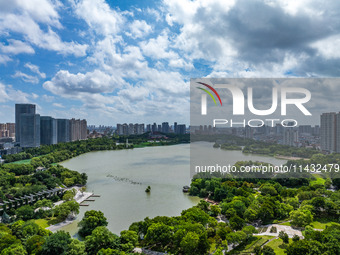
274, 155, 309, 161
46, 190, 93, 232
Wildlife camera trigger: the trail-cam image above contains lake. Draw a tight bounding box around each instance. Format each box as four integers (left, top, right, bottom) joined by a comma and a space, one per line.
59, 142, 287, 235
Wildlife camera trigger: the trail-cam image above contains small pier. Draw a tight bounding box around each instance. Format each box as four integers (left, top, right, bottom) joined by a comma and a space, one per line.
80, 204, 90, 206
90, 194, 101, 197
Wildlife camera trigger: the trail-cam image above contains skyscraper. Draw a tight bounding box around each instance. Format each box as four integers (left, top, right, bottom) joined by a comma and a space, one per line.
161, 122, 169, 133
320, 112, 337, 152
40, 116, 57, 145
57, 119, 70, 143
19, 113, 40, 147
15, 104, 36, 143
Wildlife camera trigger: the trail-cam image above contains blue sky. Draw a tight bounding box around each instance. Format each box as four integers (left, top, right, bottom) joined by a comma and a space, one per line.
1, 0, 340, 125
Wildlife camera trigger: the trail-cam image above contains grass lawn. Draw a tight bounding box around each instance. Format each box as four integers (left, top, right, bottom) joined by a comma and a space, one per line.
10, 159, 32, 164
279, 222, 291, 226
230, 235, 273, 254
310, 220, 334, 230
33, 219, 49, 228
310, 177, 325, 186
265, 238, 292, 255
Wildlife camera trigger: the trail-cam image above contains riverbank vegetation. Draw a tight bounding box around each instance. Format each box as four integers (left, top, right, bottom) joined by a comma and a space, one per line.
192, 134, 319, 158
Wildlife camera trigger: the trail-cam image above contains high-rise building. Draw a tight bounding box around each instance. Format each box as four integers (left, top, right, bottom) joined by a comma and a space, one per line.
128, 123, 134, 135
40, 116, 57, 145
19, 113, 40, 147
161, 122, 169, 133
80, 119, 87, 140
174, 122, 177, 133
70, 118, 80, 141
57, 119, 70, 143
152, 123, 157, 133
177, 124, 186, 134
6, 123, 15, 137
320, 112, 337, 152
283, 128, 299, 147
15, 104, 36, 143
299, 125, 312, 135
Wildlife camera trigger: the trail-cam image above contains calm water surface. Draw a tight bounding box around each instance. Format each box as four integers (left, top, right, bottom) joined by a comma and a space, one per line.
59, 143, 287, 236
59, 144, 199, 235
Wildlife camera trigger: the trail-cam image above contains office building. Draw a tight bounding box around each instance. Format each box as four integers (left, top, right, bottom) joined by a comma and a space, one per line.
40, 116, 57, 145
19, 113, 40, 147
57, 119, 70, 143
15, 104, 36, 143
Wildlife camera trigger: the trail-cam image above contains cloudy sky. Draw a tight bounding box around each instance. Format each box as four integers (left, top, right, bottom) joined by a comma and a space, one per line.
0, 0, 340, 125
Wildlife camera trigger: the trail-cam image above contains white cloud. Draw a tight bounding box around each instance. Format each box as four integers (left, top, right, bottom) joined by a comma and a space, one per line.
0, 83, 9, 103
52, 103, 65, 108
43, 69, 117, 95
0, 1, 88, 57
71, 0, 124, 36
0, 82, 31, 103
25, 62, 46, 78
310, 34, 340, 59
42, 94, 55, 102
0, 54, 12, 64
127, 20, 152, 39
0, 39, 35, 55
12, 71, 40, 84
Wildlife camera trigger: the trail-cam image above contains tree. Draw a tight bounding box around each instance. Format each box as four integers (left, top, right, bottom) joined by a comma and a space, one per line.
260, 185, 278, 196
0, 234, 20, 253
253, 245, 261, 255
85, 227, 120, 255
40, 231, 71, 255
244, 208, 258, 222
279, 231, 289, 244
97, 248, 126, 255
26, 235, 45, 255
262, 245, 275, 255
210, 205, 221, 217
145, 222, 173, 247
1, 244, 27, 255
78, 210, 108, 237
15, 205, 34, 221
290, 209, 313, 227
292, 234, 300, 242
180, 232, 200, 255
66, 239, 87, 255
119, 230, 138, 252
62, 189, 77, 201
229, 215, 245, 231
55, 201, 79, 221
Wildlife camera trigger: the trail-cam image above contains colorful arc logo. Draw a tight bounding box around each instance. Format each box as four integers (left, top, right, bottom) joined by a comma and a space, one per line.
196, 82, 222, 106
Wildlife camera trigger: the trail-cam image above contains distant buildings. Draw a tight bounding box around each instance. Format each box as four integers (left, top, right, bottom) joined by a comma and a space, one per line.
320, 112, 340, 153
283, 128, 299, 147
0, 123, 15, 138
15, 104, 87, 148
116, 122, 186, 135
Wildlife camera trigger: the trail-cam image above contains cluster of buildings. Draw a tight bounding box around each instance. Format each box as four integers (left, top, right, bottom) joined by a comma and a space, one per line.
192, 122, 321, 149
0, 123, 15, 138
116, 122, 187, 135
15, 104, 87, 148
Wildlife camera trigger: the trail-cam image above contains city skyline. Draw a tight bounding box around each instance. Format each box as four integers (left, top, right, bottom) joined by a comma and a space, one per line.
1, 1, 340, 125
